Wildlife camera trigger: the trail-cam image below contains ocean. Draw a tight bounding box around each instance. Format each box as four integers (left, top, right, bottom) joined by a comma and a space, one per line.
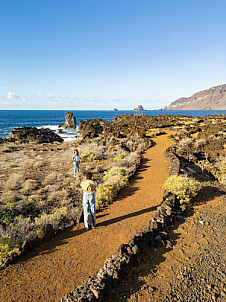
0, 110, 225, 141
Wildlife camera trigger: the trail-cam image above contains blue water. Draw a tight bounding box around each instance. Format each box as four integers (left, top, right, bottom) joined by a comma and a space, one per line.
0, 110, 225, 139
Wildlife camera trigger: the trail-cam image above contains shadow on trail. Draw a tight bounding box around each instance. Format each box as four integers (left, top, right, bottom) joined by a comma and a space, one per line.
15, 204, 158, 262
96, 205, 158, 228
96, 213, 109, 219
21, 204, 158, 260
105, 185, 225, 302
116, 157, 152, 201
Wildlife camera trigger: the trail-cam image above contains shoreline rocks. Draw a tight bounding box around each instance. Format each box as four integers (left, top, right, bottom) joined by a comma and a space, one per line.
9, 126, 63, 143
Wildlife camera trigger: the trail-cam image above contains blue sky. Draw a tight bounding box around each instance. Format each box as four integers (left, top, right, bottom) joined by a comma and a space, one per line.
0, 0, 225, 110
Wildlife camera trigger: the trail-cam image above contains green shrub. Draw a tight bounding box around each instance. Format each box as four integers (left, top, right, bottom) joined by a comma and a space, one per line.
35, 207, 69, 230
112, 153, 127, 161
212, 157, 226, 184
0, 202, 38, 226
80, 151, 96, 162
96, 166, 128, 208
5, 216, 34, 244
103, 166, 127, 180
198, 157, 226, 185
0, 235, 21, 266
219, 161, 226, 184
0, 203, 17, 225
163, 175, 202, 204
146, 128, 165, 137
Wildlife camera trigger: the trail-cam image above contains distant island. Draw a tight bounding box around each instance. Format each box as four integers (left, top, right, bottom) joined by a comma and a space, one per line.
134, 105, 144, 114
113, 108, 118, 111
164, 84, 226, 110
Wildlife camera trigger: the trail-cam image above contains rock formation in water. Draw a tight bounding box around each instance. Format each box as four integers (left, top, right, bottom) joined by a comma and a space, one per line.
62, 112, 77, 129
164, 84, 226, 110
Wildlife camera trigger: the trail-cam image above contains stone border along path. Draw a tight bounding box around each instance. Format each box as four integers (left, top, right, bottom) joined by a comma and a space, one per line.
0, 131, 175, 302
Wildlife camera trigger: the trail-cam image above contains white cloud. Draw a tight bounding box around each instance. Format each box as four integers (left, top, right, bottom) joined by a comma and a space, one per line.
6, 91, 18, 100
0, 90, 163, 110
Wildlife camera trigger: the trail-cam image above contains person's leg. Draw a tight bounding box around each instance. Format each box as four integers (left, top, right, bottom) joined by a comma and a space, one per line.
83, 194, 90, 229
89, 193, 96, 226
73, 162, 77, 177
75, 162, 79, 175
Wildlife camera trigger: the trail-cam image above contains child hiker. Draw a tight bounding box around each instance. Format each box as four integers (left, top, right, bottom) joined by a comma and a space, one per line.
72, 149, 80, 177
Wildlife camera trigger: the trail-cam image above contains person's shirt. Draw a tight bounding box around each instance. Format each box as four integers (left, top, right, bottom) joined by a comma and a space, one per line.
81, 180, 97, 194
73, 154, 80, 162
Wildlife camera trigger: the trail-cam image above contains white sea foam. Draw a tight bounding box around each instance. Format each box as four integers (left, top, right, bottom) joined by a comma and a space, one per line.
38, 125, 79, 141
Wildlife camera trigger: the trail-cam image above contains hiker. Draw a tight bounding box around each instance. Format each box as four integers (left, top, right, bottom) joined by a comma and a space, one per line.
81, 172, 97, 230
72, 149, 80, 177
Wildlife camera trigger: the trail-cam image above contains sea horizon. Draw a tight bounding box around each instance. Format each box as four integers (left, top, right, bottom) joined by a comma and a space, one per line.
1, 109, 226, 113
1, 109, 226, 140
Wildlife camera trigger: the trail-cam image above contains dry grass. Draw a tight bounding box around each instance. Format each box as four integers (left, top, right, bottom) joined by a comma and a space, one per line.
0, 133, 150, 257
43, 171, 58, 186
79, 143, 104, 160
120, 152, 139, 167
20, 179, 39, 194
0, 191, 20, 205
4, 173, 24, 191
193, 139, 207, 149
177, 138, 193, 150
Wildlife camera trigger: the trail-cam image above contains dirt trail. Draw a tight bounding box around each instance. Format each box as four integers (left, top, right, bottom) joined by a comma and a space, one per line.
0, 132, 174, 302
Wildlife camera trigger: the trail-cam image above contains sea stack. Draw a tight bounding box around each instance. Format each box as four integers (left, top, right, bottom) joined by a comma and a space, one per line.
62, 112, 77, 129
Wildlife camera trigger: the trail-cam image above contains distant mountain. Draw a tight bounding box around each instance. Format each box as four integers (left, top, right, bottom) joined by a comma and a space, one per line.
164, 84, 226, 110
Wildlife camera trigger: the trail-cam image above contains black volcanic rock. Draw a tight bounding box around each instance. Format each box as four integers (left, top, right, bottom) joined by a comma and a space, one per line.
10, 126, 63, 143
79, 119, 104, 138
78, 114, 182, 140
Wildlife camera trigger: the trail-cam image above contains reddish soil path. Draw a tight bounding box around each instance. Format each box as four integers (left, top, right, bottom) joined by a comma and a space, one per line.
0, 132, 174, 302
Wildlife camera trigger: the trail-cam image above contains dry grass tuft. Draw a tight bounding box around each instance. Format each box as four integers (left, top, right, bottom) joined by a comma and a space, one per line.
4, 173, 24, 191
20, 179, 39, 194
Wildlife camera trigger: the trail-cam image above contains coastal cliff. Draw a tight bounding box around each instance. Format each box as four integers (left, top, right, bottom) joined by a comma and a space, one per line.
164, 84, 226, 110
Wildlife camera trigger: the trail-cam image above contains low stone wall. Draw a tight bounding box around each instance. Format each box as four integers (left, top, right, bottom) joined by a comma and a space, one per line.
60, 147, 181, 302
164, 146, 180, 176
